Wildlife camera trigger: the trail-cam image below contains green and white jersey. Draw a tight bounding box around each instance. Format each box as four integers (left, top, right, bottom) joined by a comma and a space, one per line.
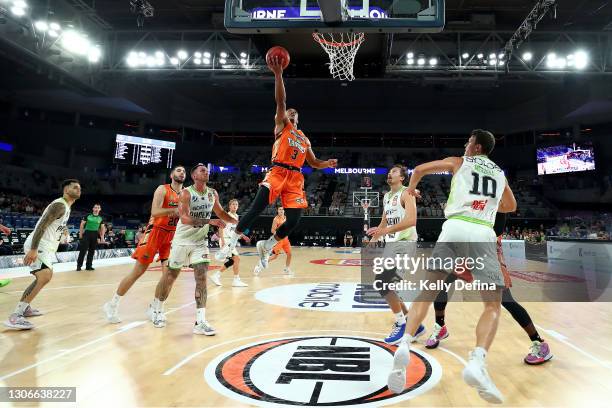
222, 212, 238, 239
24, 198, 71, 252
173, 185, 216, 245
445, 155, 506, 227
383, 186, 418, 242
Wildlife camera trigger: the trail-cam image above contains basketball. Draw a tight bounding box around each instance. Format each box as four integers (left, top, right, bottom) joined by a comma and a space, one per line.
266, 46, 290, 70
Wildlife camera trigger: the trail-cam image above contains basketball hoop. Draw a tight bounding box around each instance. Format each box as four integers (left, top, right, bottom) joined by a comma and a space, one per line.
361, 199, 370, 212
313, 32, 365, 81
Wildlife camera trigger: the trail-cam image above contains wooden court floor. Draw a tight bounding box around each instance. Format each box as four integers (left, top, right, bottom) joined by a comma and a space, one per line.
1, 247, 611, 407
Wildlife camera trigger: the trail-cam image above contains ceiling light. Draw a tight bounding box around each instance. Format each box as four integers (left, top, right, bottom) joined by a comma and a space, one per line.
177, 50, 188, 60
522, 52, 533, 61
220, 52, 228, 58
574, 50, 588, 70
35, 21, 48, 31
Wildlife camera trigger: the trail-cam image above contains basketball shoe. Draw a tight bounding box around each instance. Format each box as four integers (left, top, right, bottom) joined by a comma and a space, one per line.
524, 341, 553, 365
425, 323, 449, 349
462, 349, 504, 404
193, 321, 216, 336
387, 339, 411, 394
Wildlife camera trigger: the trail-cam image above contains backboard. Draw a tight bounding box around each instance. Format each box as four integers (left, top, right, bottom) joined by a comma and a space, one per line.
225, 0, 445, 33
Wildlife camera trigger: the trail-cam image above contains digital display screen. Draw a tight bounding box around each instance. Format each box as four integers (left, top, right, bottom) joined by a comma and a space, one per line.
537, 142, 595, 175
114, 134, 175, 168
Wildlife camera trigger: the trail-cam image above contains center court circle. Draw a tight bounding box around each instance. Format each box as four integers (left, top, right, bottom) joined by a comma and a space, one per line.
255, 282, 411, 312
205, 335, 442, 407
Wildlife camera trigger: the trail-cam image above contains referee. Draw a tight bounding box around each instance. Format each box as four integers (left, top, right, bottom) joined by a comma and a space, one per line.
77, 204, 105, 271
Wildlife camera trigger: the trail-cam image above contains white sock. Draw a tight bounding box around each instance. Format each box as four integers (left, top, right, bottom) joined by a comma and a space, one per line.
110, 293, 122, 307
394, 311, 405, 325
472, 347, 487, 360
402, 333, 415, 343
263, 236, 278, 251
196, 308, 206, 324
14, 302, 29, 315
233, 275, 240, 280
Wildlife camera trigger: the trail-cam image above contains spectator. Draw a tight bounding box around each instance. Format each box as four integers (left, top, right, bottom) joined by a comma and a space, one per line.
344, 230, 353, 247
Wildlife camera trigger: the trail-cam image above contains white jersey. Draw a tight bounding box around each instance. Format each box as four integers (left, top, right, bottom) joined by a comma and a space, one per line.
222, 212, 238, 239
383, 186, 418, 242
445, 155, 506, 227
24, 198, 71, 253
172, 185, 216, 245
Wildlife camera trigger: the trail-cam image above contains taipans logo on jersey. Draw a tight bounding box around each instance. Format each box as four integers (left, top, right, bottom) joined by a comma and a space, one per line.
256, 282, 397, 312
288, 137, 307, 153
169, 201, 179, 207
311, 258, 363, 266
205, 336, 440, 407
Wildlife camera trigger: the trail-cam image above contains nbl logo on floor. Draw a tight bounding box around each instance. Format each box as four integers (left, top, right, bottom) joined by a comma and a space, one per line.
255, 283, 401, 312
205, 336, 441, 407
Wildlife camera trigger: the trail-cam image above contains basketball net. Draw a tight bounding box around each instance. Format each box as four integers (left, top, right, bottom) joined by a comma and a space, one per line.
313, 32, 365, 81
361, 199, 370, 227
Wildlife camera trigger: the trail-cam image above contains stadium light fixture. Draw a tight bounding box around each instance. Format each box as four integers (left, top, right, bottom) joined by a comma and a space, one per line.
11, 5, 26, 16
240, 58, 247, 64
546, 52, 556, 68
220, 52, 228, 58
407, 58, 414, 65
194, 58, 202, 65
522, 51, 533, 61
88, 46, 101, 63
170, 57, 179, 66
407, 52, 414, 58
203, 52, 211, 58
155, 51, 164, 59
219, 58, 227, 64
61, 30, 91, 56
177, 50, 188, 60
240, 52, 247, 58
489, 53, 497, 60
417, 57, 425, 66
203, 58, 211, 65
35, 21, 48, 31
429, 58, 438, 66
574, 50, 588, 70
194, 51, 202, 58
461, 52, 469, 59
49, 22, 61, 31
477, 53, 484, 59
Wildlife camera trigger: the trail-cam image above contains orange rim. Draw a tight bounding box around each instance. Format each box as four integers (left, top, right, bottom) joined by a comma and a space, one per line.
312, 32, 365, 48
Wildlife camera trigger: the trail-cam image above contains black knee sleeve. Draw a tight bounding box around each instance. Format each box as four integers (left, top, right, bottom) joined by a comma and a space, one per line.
502, 289, 533, 328
236, 186, 270, 234
224, 258, 235, 268
275, 208, 302, 239
376, 268, 401, 296
433, 274, 456, 311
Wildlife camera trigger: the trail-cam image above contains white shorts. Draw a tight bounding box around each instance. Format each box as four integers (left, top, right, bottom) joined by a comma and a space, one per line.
23, 243, 56, 272
230, 248, 239, 257
168, 243, 210, 269
382, 240, 417, 277
430, 219, 503, 286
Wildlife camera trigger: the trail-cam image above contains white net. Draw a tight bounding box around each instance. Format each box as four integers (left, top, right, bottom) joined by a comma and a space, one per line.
312, 32, 365, 81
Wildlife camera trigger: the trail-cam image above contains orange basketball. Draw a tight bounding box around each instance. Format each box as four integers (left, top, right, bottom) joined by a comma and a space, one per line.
266, 46, 290, 70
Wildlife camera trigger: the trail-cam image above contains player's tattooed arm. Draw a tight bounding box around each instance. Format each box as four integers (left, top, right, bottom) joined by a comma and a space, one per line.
193, 263, 208, 308
30, 202, 65, 250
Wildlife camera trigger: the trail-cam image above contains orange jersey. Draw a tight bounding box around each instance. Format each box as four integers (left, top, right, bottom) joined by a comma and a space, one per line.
272, 215, 286, 232
272, 122, 311, 168
149, 184, 180, 231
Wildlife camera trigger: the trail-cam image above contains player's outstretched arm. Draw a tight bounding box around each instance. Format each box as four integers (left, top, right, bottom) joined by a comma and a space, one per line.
270, 57, 288, 134
150, 185, 177, 218
305, 148, 338, 169
498, 182, 517, 213
408, 157, 462, 196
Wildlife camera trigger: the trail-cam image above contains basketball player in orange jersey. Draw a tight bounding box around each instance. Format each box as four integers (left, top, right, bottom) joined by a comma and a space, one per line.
103, 165, 186, 323
216, 55, 337, 268
255, 207, 293, 275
